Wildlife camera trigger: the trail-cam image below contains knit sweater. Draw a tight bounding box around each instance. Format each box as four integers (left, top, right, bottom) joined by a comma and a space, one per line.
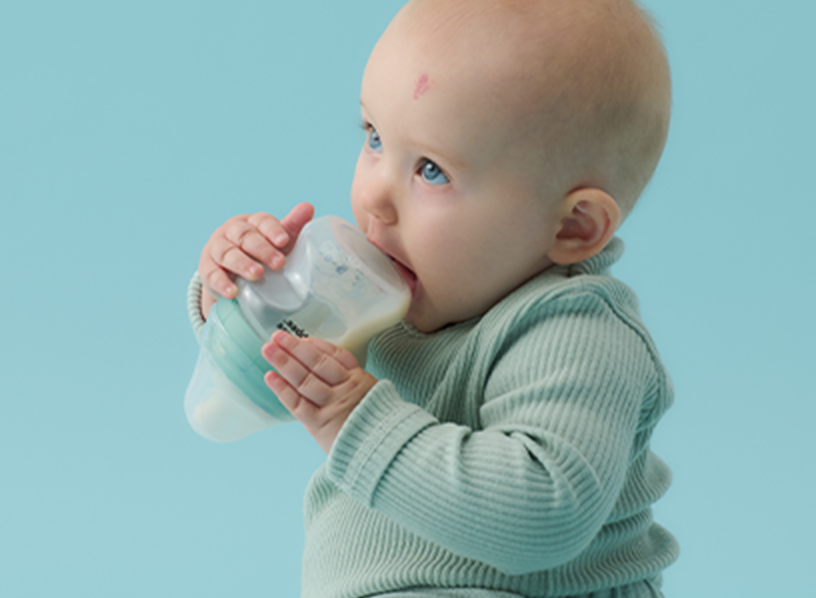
187, 238, 679, 597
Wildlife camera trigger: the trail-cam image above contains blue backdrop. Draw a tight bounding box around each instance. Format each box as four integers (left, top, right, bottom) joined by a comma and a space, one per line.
1, 1, 814, 596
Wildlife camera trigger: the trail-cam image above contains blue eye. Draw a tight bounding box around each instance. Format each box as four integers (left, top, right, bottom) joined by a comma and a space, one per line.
420, 159, 450, 185
367, 126, 383, 152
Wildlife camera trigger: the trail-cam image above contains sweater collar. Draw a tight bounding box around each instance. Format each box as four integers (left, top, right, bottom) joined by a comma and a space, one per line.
562, 236, 624, 278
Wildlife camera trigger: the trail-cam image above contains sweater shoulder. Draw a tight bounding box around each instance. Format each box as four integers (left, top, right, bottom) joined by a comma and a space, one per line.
474, 258, 673, 425
478, 263, 645, 349
481, 236, 639, 326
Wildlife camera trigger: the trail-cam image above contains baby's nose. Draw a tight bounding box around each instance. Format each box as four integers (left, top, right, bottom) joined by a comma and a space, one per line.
360, 172, 398, 225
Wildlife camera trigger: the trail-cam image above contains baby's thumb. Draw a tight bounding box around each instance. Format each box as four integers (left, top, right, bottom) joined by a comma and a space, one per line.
280, 202, 315, 246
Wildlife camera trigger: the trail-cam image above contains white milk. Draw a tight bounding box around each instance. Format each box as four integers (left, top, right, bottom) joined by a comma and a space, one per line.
337, 297, 411, 366
191, 392, 276, 443
187, 349, 279, 442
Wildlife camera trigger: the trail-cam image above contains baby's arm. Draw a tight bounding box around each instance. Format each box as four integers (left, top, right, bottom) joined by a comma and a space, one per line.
197, 202, 314, 320
324, 293, 659, 574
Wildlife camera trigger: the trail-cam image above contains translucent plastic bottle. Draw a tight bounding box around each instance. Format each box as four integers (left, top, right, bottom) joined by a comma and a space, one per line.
184, 216, 410, 442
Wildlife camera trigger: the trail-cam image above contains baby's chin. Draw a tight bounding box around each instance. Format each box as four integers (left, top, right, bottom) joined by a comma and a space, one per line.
402, 309, 439, 334
405, 285, 505, 333
402, 298, 462, 335
389, 260, 479, 333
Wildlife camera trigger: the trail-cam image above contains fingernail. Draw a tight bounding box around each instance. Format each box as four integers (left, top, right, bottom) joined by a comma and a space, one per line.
274, 233, 289, 246
273, 330, 293, 346
224, 284, 237, 297
271, 255, 284, 269
246, 264, 262, 278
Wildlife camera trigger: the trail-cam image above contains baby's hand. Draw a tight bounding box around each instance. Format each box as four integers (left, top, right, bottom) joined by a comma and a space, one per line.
198, 202, 314, 318
262, 331, 377, 454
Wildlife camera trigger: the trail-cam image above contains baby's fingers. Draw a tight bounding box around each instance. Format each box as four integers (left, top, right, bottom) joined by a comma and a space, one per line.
199, 258, 239, 299
222, 203, 315, 272
197, 203, 314, 305
246, 212, 294, 255
262, 333, 350, 397
209, 235, 264, 278
305, 337, 361, 370
244, 203, 315, 259
277, 202, 315, 251
223, 218, 286, 272
265, 371, 321, 423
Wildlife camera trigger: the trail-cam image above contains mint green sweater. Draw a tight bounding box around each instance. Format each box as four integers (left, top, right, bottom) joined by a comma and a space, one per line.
188, 238, 678, 597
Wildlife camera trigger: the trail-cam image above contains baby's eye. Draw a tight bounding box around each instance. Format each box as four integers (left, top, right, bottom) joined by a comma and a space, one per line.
419, 159, 450, 186
366, 125, 383, 153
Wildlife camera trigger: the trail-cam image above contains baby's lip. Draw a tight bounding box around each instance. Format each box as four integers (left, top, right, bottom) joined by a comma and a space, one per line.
390, 257, 418, 295
367, 236, 418, 295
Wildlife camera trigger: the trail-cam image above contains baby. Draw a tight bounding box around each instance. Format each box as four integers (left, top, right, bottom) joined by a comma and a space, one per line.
189, 0, 678, 596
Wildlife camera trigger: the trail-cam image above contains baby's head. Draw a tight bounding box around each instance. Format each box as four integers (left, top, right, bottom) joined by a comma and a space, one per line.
351, 0, 671, 332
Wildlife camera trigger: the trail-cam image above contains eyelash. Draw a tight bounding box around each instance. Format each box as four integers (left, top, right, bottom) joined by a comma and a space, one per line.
359, 121, 451, 185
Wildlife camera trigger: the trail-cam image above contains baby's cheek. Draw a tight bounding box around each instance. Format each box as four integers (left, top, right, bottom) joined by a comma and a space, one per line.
349, 196, 369, 232
418, 238, 467, 291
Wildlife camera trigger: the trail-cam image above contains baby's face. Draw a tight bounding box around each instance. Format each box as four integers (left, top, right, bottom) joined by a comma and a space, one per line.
351, 7, 561, 333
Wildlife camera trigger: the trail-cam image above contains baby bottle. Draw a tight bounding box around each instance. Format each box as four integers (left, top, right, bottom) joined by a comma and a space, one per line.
184, 216, 410, 443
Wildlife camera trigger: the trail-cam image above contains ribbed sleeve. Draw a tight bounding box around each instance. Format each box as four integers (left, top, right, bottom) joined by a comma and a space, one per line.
187, 271, 206, 343
328, 381, 438, 504
327, 291, 651, 575
302, 239, 678, 598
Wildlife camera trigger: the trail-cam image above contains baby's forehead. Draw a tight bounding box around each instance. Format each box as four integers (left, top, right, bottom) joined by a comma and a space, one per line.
388, 0, 667, 117
386, 1, 594, 102
364, 7, 571, 160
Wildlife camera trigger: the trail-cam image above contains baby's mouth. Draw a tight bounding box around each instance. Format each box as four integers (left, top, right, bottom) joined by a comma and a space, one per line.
366, 234, 418, 296
389, 256, 418, 296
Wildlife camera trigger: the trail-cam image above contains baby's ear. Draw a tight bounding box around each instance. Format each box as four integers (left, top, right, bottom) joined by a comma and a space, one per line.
547, 188, 621, 266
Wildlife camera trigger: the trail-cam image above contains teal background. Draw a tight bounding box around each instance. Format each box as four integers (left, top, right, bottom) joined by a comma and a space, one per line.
1, 1, 814, 596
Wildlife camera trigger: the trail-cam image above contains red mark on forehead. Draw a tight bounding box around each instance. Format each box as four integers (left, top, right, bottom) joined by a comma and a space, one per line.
413, 73, 431, 100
